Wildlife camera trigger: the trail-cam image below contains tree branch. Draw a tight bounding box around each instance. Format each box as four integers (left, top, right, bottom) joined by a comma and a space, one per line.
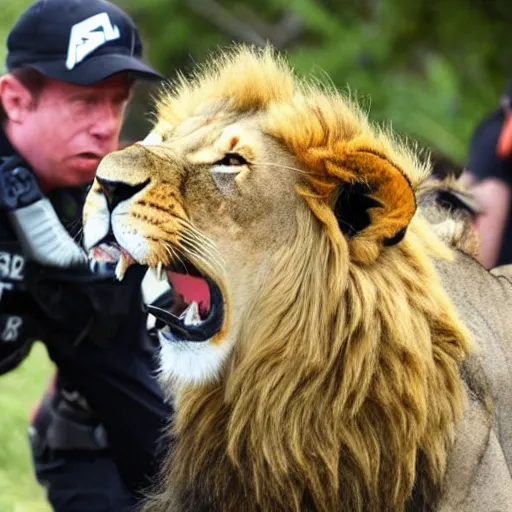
186, 0, 304, 49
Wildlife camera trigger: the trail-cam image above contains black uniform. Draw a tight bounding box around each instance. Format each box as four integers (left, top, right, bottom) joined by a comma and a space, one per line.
0, 129, 172, 510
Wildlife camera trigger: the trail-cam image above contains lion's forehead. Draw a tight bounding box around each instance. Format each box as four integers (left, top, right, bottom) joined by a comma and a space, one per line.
140, 114, 270, 170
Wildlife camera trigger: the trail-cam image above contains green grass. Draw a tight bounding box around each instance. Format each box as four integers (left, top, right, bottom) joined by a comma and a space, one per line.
0, 343, 54, 512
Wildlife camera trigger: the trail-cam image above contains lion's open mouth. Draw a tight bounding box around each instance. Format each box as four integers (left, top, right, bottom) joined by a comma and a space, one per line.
147, 258, 224, 343
90, 240, 224, 343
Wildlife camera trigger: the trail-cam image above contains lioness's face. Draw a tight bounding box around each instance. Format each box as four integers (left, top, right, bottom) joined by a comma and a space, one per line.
83, 111, 301, 384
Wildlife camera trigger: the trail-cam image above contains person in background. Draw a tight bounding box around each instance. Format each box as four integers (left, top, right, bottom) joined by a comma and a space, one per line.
0, 0, 172, 510
462, 81, 512, 268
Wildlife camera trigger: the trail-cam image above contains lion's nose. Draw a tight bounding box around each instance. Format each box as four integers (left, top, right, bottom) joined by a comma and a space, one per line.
96, 177, 149, 211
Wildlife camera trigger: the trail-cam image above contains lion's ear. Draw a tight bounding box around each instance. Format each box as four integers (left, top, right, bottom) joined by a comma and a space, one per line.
333, 145, 416, 259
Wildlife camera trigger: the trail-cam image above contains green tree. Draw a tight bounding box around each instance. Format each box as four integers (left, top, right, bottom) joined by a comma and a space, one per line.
2, 0, 512, 163
122, 0, 512, 163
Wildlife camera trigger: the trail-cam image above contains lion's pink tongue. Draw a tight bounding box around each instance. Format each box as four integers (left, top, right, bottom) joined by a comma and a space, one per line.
167, 272, 211, 316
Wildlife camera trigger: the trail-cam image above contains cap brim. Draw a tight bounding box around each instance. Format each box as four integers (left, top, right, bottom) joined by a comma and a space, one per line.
28, 53, 164, 85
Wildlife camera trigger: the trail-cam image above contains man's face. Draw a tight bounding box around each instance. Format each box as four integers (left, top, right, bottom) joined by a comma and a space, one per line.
18, 74, 132, 189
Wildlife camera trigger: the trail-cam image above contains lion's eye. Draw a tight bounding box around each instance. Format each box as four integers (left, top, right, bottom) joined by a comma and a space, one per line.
213, 153, 248, 167
211, 152, 247, 194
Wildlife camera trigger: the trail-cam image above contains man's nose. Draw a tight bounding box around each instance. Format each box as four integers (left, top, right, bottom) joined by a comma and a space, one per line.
90, 104, 122, 141
96, 177, 149, 211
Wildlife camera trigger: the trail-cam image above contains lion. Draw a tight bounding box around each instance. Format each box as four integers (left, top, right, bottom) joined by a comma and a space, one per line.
82, 46, 512, 511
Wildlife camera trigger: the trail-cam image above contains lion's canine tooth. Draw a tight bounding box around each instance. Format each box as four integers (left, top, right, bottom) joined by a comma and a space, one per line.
182, 301, 202, 326
146, 312, 157, 331
115, 252, 130, 281
150, 263, 165, 281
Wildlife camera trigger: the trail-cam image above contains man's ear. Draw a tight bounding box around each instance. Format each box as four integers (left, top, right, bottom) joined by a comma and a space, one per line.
333, 142, 416, 263
0, 74, 35, 123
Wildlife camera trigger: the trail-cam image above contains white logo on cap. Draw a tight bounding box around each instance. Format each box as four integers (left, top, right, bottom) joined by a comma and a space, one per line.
66, 12, 120, 71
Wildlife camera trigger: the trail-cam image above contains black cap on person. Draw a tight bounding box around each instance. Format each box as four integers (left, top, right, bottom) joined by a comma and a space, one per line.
6, 0, 164, 85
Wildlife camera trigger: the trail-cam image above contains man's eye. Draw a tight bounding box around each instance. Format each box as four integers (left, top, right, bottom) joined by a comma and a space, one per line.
214, 153, 248, 166
81, 96, 97, 106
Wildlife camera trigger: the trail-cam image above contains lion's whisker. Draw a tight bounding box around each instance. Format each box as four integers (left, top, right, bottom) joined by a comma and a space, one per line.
179, 231, 223, 263
178, 238, 225, 274
162, 242, 188, 271
73, 226, 84, 243
177, 222, 224, 261
180, 228, 219, 254
160, 235, 224, 277
253, 162, 313, 176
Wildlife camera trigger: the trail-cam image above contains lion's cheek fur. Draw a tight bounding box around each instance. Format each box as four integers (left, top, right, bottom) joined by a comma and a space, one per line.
156, 236, 297, 388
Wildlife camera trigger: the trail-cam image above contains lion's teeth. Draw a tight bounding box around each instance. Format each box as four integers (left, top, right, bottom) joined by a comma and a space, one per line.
115, 252, 131, 281
146, 312, 157, 331
150, 263, 166, 282
181, 301, 202, 326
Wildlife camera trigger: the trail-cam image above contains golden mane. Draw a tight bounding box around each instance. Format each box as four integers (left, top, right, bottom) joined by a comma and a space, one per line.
133, 46, 474, 511
155, 46, 436, 265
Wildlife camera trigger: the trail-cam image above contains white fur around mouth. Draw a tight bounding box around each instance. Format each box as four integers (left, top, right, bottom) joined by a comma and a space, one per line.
158, 328, 231, 385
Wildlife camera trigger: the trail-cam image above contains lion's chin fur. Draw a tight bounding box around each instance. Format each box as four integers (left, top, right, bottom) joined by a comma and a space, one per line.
143, 201, 471, 512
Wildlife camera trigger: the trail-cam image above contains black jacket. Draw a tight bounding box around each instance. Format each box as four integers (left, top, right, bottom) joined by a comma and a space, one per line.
0, 129, 172, 492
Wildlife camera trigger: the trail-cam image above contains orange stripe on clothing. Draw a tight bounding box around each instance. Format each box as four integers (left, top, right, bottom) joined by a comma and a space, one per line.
497, 114, 512, 158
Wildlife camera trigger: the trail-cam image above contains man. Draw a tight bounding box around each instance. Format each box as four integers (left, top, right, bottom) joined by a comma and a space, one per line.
0, 0, 172, 510
463, 81, 512, 268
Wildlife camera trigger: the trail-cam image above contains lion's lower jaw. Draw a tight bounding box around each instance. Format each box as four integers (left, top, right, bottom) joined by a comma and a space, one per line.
158, 335, 234, 387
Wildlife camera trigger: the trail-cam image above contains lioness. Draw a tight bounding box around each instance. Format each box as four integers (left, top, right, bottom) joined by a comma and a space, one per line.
83, 46, 512, 511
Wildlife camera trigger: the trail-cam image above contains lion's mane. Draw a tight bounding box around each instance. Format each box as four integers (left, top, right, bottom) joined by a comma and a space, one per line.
143, 47, 472, 512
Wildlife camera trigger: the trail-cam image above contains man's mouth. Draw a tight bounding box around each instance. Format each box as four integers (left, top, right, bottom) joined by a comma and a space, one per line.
77, 152, 103, 159
90, 241, 224, 343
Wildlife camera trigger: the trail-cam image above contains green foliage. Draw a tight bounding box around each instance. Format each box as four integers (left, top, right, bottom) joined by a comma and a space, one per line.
0, 344, 53, 512
2, 0, 511, 162
0, 0, 33, 73
120, 0, 512, 163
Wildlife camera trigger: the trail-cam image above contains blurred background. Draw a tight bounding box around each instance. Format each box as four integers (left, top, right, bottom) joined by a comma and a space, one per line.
4, 0, 512, 163
1, 0, 512, 510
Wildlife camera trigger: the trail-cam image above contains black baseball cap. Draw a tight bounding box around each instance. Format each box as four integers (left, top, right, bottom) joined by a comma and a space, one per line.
6, 0, 164, 85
